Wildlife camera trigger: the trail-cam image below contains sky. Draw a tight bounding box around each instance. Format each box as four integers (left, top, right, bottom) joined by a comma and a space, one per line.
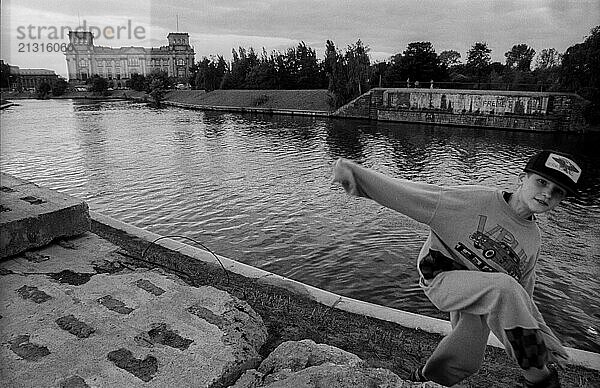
1, 0, 599, 79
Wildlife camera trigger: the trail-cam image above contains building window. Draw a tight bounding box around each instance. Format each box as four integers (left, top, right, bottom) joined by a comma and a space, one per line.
79, 59, 87, 67
177, 58, 184, 66
129, 58, 139, 66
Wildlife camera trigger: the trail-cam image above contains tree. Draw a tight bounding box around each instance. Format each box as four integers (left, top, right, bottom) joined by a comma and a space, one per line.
52, 78, 69, 96
188, 62, 200, 89
400, 42, 441, 83
88, 75, 108, 94
293, 41, 321, 89
560, 25, 600, 123
438, 50, 462, 68
345, 39, 370, 95
0, 61, 11, 88
535, 48, 562, 70
221, 47, 257, 89
466, 42, 492, 83
382, 52, 404, 87
246, 52, 278, 89
146, 70, 171, 107
272, 50, 294, 89
195, 56, 227, 91
369, 61, 389, 88
127, 74, 147, 91
36, 82, 51, 99
505, 44, 536, 71
324, 40, 349, 108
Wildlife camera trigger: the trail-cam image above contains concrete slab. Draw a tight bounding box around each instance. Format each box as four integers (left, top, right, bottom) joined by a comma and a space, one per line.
0, 173, 90, 259
0, 232, 267, 387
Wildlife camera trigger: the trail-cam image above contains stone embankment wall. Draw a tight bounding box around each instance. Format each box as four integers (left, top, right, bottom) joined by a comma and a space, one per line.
334, 88, 589, 132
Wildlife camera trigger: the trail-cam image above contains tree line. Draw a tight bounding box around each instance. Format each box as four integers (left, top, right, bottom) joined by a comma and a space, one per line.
186, 25, 599, 122
1, 26, 596, 120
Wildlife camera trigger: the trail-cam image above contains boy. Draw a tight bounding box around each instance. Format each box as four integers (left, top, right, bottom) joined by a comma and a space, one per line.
332, 150, 581, 387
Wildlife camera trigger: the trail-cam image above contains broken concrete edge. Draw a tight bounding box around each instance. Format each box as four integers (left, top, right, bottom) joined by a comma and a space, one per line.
89, 210, 600, 372
0, 172, 91, 258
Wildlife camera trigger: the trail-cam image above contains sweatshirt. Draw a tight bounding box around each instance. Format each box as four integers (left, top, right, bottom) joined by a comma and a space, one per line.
349, 162, 541, 296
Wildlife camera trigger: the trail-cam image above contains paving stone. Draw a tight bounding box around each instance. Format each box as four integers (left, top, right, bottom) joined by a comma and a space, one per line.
17, 285, 52, 303
50, 270, 94, 286
92, 259, 124, 274
9, 335, 51, 361
0, 173, 90, 258
55, 315, 95, 338
135, 279, 165, 296
97, 295, 134, 314
147, 323, 193, 350
58, 375, 90, 388
107, 348, 158, 382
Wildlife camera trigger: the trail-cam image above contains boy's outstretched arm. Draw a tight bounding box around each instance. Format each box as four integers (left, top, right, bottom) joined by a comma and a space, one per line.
332, 158, 442, 224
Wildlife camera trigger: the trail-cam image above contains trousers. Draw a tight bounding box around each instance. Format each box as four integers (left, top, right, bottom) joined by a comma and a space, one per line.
419, 270, 569, 386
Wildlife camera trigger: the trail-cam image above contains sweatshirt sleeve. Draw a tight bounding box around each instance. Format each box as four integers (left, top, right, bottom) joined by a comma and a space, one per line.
349, 162, 442, 225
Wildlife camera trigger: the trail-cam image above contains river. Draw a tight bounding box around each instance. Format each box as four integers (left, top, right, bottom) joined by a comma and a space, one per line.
1, 99, 598, 352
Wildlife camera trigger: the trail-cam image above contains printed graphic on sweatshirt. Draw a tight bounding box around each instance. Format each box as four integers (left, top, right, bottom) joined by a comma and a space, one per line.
454, 215, 524, 280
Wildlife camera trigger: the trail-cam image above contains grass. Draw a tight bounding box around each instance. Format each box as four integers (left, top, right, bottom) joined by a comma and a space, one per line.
91, 220, 600, 387
163, 89, 333, 112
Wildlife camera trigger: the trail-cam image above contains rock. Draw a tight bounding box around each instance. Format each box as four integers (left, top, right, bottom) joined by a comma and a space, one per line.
263, 363, 406, 388
258, 339, 364, 374
232, 339, 448, 388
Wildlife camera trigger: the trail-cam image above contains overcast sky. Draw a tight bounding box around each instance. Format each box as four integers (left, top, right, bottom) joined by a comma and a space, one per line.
1, 0, 598, 78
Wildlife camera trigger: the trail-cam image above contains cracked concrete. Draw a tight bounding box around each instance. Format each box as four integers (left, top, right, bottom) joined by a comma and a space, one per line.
0, 173, 90, 258
0, 232, 267, 387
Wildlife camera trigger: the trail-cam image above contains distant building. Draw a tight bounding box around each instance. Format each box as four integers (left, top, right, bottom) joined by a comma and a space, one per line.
64, 31, 195, 88
8, 65, 60, 91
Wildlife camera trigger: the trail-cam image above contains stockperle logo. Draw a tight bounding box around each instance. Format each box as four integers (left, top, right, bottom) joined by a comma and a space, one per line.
545, 153, 581, 183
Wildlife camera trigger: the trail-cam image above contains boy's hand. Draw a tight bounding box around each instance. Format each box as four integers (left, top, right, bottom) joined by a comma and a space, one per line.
332, 158, 359, 196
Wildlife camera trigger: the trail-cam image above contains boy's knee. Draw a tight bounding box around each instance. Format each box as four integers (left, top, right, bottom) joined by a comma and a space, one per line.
492, 273, 527, 300
494, 273, 520, 290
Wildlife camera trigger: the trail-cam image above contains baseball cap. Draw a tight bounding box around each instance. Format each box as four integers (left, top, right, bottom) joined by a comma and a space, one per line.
524, 150, 582, 196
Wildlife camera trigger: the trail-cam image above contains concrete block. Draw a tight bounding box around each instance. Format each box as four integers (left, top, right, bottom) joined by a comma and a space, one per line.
0, 233, 267, 387
0, 173, 90, 259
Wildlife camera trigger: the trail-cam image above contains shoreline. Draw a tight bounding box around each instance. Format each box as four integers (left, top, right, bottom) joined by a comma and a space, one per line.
3, 89, 599, 132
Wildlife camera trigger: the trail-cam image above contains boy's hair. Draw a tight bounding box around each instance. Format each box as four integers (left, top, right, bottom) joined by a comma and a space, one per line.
524, 150, 582, 196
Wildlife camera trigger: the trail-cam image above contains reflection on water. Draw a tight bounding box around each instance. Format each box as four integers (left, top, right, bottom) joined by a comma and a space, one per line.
1, 99, 599, 352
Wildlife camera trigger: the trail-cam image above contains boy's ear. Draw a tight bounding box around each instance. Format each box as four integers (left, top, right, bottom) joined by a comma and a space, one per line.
518, 172, 527, 182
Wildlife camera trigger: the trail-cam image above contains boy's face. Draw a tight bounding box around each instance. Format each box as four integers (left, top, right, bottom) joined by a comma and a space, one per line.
519, 172, 568, 213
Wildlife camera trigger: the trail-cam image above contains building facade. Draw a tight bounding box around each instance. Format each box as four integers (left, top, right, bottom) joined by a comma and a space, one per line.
7, 65, 60, 91
64, 31, 195, 87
